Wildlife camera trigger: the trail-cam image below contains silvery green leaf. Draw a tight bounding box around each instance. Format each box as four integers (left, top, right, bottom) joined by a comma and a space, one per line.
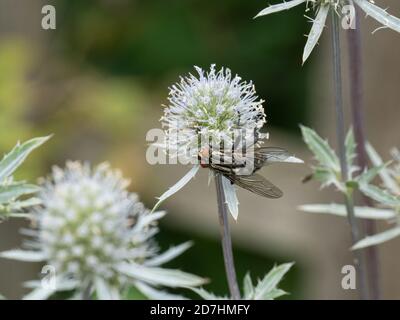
144, 241, 193, 267
254, 0, 306, 18
253, 262, 294, 300
300, 125, 340, 172
355, 0, 400, 32
190, 287, 226, 300
366, 142, 400, 194
352, 227, 400, 250
0, 293, 4, 300
357, 165, 386, 185
303, 5, 330, 64
243, 273, 255, 299
298, 203, 396, 219
95, 277, 120, 300
359, 183, 400, 207
0, 136, 50, 181
132, 210, 166, 233
117, 263, 207, 288
152, 165, 200, 212
6, 213, 32, 218
23, 286, 56, 300
24, 278, 78, 291
135, 281, 187, 300
221, 175, 239, 220
0, 249, 46, 262
24, 277, 78, 300
345, 129, 358, 177
6, 197, 42, 211
22, 280, 42, 289
0, 183, 40, 204
313, 167, 343, 190
263, 288, 288, 300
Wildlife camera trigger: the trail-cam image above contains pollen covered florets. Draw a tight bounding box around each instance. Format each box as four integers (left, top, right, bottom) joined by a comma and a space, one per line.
161, 65, 267, 163
36, 161, 157, 284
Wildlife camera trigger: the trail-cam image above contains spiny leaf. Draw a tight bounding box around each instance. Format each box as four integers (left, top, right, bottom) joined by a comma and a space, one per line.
299, 203, 396, 220
366, 142, 400, 195
357, 164, 387, 185
254, 0, 306, 19
345, 129, 356, 162
243, 273, 255, 299
253, 262, 294, 300
0, 136, 51, 182
0, 183, 40, 204
303, 5, 330, 63
352, 227, 400, 250
144, 242, 193, 267
0, 249, 45, 262
151, 165, 200, 213
300, 125, 340, 172
117, 263, 207, 288
359, 183, 400, 207
355, 0, 400, 33
190, 287, 226, 300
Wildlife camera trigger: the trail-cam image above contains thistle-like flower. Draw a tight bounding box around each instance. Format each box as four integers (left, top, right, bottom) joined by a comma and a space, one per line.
154, 65, 302, 220
255, 0, 400, 63
162, 64, 267, 164
0, 162, 205, 300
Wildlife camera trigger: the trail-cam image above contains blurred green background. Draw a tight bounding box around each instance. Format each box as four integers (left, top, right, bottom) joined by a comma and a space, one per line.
0, 0, 314, 299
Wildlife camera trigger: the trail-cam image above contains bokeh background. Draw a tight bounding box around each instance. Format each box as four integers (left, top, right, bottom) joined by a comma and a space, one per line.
0, 0, 399, 299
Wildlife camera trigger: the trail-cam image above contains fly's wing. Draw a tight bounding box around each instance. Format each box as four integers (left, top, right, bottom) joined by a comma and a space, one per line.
239, 147, 291, 172
226, 173, 283, 199
254, 147, 292, 164
209, 163, 235, 175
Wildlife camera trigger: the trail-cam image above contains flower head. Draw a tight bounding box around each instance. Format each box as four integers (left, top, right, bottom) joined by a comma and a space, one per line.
255, 0, 400, 63
153, 66, 302, 220
162, 64, 266, 163
0, 162, 205, 300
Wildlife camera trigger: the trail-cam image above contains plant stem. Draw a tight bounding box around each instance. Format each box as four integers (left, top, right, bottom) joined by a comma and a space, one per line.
214, 173, 241, 300
346, 8, 380, 299
330, 12, 368, 300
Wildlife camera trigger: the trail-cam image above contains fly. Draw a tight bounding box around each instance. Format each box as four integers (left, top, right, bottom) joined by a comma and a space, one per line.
198, 144, 294, 199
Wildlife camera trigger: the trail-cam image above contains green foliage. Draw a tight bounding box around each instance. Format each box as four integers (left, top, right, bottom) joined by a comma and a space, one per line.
300, 125, 342, 190
191, 263, 293, 300
0, 137, 49, 218
300, 129, 400, 249
246, 263, 293, 300
352, 227, 400, 250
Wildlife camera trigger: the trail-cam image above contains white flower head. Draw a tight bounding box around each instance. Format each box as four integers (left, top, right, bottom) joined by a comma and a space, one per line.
0, 161, 205, 300
162, 64, 267, 164
255, 0, 400, 63
153, 66, 303, 220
